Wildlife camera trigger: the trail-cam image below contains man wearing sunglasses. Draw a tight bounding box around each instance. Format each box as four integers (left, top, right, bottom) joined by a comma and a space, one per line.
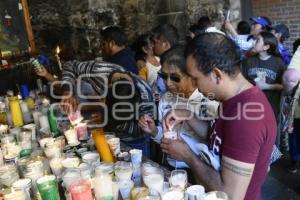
161, 33, 276, 200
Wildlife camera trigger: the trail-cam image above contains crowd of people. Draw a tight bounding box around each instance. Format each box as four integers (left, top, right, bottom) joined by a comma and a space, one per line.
35, 15, 300, 200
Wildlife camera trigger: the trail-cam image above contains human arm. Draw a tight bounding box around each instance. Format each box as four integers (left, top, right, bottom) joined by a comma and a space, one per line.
255, 81, 284, 90
160, 138, 254, 200
35, 68, 57, 82
163, 109, 209, 140
224, 20, 238, 38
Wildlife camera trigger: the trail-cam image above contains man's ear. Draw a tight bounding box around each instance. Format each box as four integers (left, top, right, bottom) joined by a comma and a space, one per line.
211, 68, 224, 84
263, 44, 270, 51
142, 46, 148, 54
108, 40, 115, 49
164, 41, 171, 50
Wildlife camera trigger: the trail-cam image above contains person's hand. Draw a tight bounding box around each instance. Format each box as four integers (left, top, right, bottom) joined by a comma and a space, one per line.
88, 112, 103, 125
224, 20, 233, 30
35, 68, 49, 77
255, 80, 271, 90
35, 68, 55, 81
60, 91, 77, 113
139, 114, 157, 136
163, 109, 192, 131
160, 136, 193, 161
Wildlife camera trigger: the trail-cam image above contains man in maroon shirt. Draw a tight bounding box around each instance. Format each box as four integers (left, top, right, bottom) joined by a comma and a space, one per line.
161, 33, 276, 200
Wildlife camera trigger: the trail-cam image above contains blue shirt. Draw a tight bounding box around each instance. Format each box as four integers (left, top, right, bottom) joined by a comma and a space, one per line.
106, 48, 138, 74
278, 43, 292, 66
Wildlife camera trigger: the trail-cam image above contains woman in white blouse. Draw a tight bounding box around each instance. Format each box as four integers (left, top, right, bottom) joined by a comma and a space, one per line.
139, 47, 219, 170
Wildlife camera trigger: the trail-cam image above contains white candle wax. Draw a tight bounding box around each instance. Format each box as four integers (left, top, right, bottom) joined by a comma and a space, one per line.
20, 101, 29, 113
39, 115, 50, 129
49, 157, 63, 177
64, 129, 78, 145
23, 123, 36, 141
32, 111, 41, 128
94, 174, 113, 199
143, 174, 164, 195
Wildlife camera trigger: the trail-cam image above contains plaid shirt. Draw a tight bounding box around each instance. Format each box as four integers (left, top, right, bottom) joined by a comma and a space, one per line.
232, 35, 255, 51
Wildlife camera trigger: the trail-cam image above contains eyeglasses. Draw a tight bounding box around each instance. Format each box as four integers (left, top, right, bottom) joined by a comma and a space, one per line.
158, 72, 181, 83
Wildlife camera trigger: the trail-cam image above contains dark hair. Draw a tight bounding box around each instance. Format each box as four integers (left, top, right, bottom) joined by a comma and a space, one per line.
152, 24, 179, 47
189, 24, 204, 35
100, 26, 128, 46
134, 33, 153, 61
185, 33, 241, 77
237, 21, 251, 35
293, 38, 300, 54
273, 24, 290, 43
160, 46, 187, 74
259, 31, 280, 57
106, 78, 140, 123
198, 16, 212, 31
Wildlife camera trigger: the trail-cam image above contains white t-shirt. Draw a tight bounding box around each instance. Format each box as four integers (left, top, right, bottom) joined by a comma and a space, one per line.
146, 57, 161, 86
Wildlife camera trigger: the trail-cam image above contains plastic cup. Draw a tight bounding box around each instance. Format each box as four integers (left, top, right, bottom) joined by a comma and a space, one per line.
118, 180, 134, 200
129, 149, 142, 167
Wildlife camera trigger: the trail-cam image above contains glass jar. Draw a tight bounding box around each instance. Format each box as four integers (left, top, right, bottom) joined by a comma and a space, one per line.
0, 164, 19, 187
95, 162, 114, 178
18, 131, 32, 148
1, 135, 21, 161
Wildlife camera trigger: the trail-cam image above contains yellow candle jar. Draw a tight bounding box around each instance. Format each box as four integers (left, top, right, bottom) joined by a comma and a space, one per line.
25, 97, 35, 110
9, 96, 24, 127
92, 129, 114, 162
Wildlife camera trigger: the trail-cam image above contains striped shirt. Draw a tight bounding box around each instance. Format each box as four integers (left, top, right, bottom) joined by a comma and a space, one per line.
62, 60, 154, 137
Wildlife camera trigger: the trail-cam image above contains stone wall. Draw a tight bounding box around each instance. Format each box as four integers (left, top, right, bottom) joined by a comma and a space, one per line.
28, 0, 241, 60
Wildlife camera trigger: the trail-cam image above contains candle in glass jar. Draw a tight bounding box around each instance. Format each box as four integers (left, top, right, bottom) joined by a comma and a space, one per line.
9, 96, 24, 127
92, 129, 113, 162
94, 174, 113, 200
69, 179, 93, 200
64, 129, 79, 145
20, 101, 29, 113
32, 111, 41, 127
75, 123, 88, 140
39, 115, 50, 130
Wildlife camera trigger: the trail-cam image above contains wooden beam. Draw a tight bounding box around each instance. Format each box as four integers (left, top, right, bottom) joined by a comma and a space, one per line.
21, 0, 36, 54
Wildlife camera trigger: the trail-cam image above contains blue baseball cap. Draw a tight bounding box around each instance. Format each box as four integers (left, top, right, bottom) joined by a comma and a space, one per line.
250, 16, 271, 28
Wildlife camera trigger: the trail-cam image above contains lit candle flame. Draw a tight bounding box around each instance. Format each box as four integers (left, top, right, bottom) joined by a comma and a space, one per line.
56, 46, 60, 54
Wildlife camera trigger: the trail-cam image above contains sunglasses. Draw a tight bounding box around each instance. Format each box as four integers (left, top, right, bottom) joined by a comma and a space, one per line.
158, 72, 181, 83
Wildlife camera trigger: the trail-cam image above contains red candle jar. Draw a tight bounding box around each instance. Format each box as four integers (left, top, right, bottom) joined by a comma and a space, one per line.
75, 123, 88, 140
69, 179, 93, 200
